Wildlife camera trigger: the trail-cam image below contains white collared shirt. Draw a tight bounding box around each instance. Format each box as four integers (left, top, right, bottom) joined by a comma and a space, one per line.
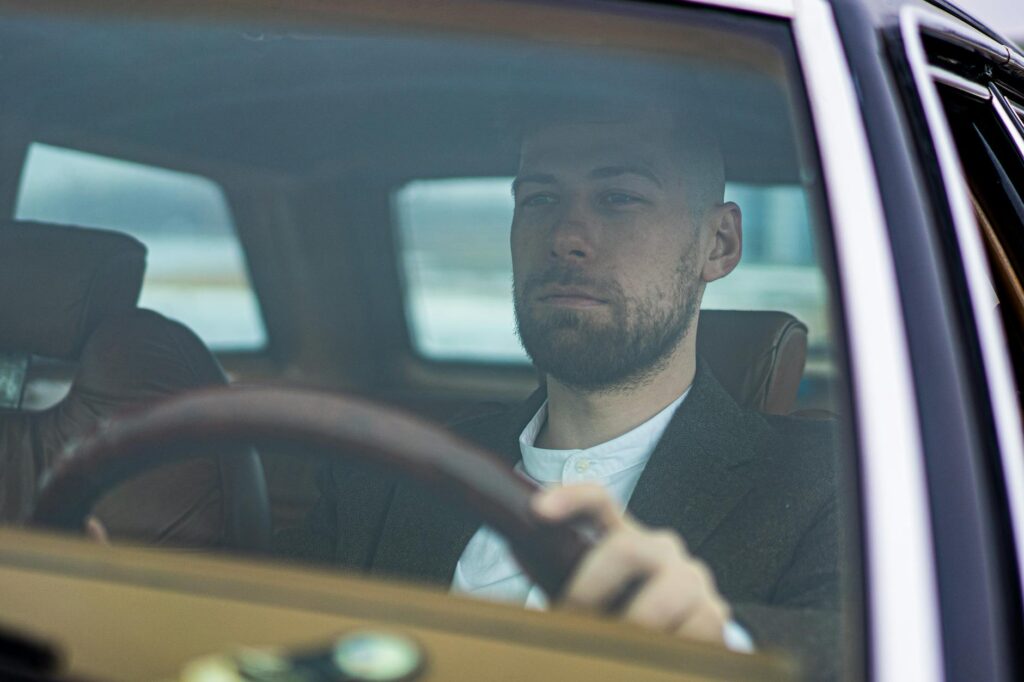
449, 387, 754, 652
452, 390, 687, 608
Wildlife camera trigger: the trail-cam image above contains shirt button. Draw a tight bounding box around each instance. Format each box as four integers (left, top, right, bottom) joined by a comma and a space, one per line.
574, 459, 590, 473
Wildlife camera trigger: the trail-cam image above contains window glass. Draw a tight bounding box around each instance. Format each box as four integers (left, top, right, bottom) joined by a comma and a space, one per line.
395, 177, 518, 362
0, 7, 857, 682
15, 143, 266, 349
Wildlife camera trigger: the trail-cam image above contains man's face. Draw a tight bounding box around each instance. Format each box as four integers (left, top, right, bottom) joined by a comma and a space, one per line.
511, 117, 712, 391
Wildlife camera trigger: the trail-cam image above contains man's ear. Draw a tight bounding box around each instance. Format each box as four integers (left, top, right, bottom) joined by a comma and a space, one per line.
700, 202, 742, 283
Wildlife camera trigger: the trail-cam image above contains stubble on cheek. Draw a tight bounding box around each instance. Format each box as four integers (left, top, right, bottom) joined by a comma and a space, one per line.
512, 254, 700, 392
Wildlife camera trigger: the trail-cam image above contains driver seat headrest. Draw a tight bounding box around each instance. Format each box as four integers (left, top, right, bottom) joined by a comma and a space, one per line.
696, 309, 808, 415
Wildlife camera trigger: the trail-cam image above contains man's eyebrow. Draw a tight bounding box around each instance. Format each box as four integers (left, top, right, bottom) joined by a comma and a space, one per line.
588, 165, 663, 188
511, 173, 556, 196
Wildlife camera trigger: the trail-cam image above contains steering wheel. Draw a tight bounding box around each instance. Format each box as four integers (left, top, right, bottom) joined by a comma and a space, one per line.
28, 386, 596, 600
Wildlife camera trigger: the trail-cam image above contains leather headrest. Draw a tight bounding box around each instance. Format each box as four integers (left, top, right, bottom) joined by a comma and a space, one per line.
697, 309, 808, 415
0, 221, 146, 359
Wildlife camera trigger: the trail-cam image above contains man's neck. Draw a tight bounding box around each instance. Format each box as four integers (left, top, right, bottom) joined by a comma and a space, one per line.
535, 343, 696, 450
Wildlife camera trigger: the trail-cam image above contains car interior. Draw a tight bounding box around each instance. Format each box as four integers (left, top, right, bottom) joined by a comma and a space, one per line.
0, 3, 866, 681
0, 2, 842, 561
8, 2, 1024, 681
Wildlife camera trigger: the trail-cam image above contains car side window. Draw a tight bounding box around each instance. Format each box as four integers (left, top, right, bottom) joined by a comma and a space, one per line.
0, 8, 864, 681
14, 143, 267, 350
393, 178, 520, 363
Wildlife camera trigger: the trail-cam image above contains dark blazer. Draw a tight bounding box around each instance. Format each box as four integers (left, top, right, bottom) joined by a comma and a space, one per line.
286, 360, 842, 680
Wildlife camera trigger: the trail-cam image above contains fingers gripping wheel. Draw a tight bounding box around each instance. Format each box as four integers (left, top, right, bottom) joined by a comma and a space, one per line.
29, 387, 595, 600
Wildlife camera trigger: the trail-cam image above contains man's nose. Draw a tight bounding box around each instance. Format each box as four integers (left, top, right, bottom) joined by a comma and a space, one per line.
549, 197, 594, 262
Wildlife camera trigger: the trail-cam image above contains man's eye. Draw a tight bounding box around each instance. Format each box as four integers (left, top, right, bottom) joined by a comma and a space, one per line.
520, 193, 558, 208
601, 191, 644, 206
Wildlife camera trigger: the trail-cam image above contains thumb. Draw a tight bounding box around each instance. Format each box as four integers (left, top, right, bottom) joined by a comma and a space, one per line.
84, 516, 110, 545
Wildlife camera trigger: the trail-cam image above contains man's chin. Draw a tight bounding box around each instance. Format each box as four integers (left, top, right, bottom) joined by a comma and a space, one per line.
519, 326, 630, 386
519, 316, 614, 350
530, 348, 645, 391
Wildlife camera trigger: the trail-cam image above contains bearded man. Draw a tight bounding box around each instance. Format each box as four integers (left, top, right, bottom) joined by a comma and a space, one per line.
294, 110, 840, 679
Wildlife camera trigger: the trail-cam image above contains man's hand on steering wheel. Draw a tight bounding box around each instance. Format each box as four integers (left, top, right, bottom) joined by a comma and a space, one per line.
533, 484, 731, 646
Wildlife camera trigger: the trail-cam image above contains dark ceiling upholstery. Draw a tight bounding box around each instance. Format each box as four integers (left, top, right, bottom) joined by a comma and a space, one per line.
0, 15, 803, 183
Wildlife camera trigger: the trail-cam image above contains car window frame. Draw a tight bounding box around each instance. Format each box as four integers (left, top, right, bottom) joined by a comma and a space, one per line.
903, 3, 1024, 599
899, 6, 1024, 682
796, 2, 939, 681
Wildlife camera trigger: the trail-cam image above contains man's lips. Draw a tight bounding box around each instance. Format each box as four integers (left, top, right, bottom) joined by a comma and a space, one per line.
535, 287, 608, 307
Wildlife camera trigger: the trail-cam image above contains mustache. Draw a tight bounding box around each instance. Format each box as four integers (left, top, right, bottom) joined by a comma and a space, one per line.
519, 265, 622, 302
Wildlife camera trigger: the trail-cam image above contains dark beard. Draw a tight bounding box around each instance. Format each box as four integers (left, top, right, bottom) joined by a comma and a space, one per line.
513, 259, 699, 392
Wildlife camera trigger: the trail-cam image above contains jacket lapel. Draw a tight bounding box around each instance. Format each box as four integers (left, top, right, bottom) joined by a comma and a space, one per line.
627, 360, 770, 554
370, 387, 547, 585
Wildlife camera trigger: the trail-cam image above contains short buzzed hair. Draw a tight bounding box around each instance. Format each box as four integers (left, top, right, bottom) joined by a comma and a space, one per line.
668, 108, 725, 224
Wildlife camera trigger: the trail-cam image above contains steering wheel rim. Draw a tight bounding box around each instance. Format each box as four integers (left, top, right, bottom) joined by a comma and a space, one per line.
29, 386, 594, 600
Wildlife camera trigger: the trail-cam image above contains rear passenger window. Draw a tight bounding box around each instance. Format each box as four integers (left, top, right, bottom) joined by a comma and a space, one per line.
14, 143, 266, 349
394, 178, 520, 363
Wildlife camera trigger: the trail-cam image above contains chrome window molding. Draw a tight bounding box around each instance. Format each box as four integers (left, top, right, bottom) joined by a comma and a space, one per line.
917, 11, 1024, 81
993, 89, 1024, 136
794, 2, 943, 681
901, 4, 1024, 608
987, 85, 1024, 576
919, 18, 1009, 67
991, 87, 1024, 172
915, 8, 1024, 80
915, 12, 1022, 79
929, 65, 990, 101
680, 0, 793, 18
1009, 51, 1024, 80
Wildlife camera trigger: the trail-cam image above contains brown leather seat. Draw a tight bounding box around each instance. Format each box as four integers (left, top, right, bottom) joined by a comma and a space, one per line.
697, 309, 808, 415
0, 220, 269, 550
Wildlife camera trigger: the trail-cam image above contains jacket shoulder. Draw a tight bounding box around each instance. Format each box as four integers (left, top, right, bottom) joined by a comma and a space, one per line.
759, 412, 841, 491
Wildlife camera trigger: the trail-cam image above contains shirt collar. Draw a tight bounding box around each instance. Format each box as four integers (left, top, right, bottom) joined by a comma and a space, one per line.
518, 387, 690, 484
